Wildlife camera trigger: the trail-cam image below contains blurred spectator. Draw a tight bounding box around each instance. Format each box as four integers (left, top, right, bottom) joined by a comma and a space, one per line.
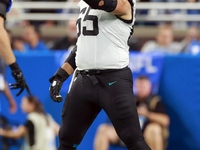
12, 37, 26, 52
94, 76, 170, 150
0, 96, 59, 150
181, 26, 199, 52
6, 30, 26, 52
185, 39, 200, 55
50, 19, 77, 51
0, 115, 24, 149
27, 0, 67, 26
0, 57, 17, 114
141, 24, 184, 53
23, 25, 49, 51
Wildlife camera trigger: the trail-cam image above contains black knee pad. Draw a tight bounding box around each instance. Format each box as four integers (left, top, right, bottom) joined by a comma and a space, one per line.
58, 126, 80, 150
119, 127, 150, 150
119, 127, 141, 146
129, 139, 151, 150
58, 141, 77, 150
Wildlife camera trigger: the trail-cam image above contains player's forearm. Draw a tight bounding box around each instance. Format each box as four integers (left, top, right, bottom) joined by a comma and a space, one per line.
0, 18, 16, 65
61, 62, 74, 76
147, 112, 170, 127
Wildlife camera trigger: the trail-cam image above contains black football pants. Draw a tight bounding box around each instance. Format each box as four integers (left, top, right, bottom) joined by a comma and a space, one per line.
58, 67, 151, 150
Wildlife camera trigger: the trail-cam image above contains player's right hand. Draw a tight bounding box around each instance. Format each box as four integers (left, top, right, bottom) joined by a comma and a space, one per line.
10, 69, 31, 96
49, 78, 63, 103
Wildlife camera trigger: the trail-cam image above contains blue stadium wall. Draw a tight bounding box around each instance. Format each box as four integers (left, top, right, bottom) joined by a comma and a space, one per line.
0, 51, 200, 150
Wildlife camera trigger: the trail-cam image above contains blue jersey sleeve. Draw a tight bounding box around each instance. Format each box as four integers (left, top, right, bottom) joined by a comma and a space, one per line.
6, 0, 12, 13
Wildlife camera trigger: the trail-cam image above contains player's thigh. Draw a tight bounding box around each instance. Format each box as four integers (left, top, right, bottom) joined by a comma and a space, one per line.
106, 93, 142, 134
101, 73, 143, 145
101, 68, 140, 129
59, 74, 102, 144
104, 94, 143, 148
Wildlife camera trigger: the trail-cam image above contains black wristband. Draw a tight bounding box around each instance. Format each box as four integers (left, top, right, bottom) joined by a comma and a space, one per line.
49, 68, 70, 83
9, 62, 20, 70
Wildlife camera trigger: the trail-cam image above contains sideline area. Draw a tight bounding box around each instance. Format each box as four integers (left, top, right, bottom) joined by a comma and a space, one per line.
1, 51, 200, 150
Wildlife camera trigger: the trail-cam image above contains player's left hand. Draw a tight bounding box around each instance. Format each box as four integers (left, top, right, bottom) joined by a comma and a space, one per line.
49, 79, 63, 103
10, 69, 31, 96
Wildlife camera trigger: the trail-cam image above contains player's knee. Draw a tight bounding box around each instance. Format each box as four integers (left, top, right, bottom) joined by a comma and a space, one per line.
58, 132, 79, 150
119, 127, 151, 150
58, 126, 80, 148
119, 127, 143, 148
58, 125, 66, 141
129, 139, 151, 150
144, 123, 162, 137
58, 142, 76, 150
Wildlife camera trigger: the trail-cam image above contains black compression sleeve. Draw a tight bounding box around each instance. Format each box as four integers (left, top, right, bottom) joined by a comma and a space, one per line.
83, 0, 117, 12
65, 45, 77, 70
0, 1, 8, 20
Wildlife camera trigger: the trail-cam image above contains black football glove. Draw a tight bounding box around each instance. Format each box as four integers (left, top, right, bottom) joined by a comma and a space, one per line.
9, 62, 31, 96
49, 67, 69, 103
49, 78, 63, 102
